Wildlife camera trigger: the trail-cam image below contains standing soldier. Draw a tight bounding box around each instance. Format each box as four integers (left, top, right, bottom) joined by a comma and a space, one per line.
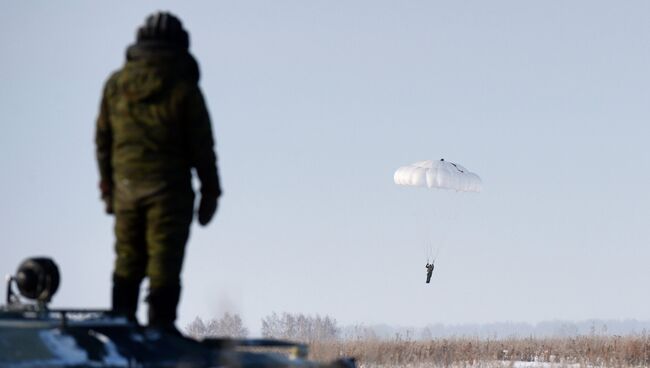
95, 12, 221, 334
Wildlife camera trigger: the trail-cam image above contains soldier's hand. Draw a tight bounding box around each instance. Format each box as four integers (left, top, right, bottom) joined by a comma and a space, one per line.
99, 180, 114, 215
103, 197, 114, 215
198, 195, 218, 226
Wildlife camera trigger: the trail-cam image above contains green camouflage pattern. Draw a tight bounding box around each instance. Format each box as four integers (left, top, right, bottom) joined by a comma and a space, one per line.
95, 44, 220, 287
96, 45, 220, 195
113, 182, 194, 288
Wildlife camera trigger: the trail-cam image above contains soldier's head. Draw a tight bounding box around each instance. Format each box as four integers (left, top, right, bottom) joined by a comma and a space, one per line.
136, 11, 189, 50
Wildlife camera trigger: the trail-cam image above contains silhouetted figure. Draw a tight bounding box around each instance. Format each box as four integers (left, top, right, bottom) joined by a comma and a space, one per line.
96, 12, 221, 334
425, 262, 434, 283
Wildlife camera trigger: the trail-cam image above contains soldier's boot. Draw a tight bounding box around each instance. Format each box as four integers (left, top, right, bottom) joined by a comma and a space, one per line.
112, 276, 141, 323
147, 285, 182, 336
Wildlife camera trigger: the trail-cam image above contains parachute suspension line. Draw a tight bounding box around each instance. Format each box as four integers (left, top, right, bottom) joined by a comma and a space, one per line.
426, 247, 440, 264
394, 158, 481, 273
423, 240, 435, 263
432, 247, 441, 262
425, 244, 442, 263
427, 243, 433, 263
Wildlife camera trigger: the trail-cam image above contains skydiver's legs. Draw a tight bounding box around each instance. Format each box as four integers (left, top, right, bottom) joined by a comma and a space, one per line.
426, 272, 432, 283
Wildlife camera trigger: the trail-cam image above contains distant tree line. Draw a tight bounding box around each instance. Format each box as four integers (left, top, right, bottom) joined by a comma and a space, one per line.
186, 314, 650, 341
261, 312, 339, 343
185, 313, 249, 339
342, 319, 650, 340
185, 312, 339, 342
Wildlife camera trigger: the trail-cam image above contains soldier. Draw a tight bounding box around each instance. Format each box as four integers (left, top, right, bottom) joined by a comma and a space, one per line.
95, 12, 221, 334
425, 262, 434, 283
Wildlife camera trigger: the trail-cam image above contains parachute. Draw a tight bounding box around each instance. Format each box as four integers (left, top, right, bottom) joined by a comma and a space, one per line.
394, 159, 482, 192
394, 159, 482, 274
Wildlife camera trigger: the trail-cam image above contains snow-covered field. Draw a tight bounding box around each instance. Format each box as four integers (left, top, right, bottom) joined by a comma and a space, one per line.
357, 362, 638, 368
309, 336, 650, 368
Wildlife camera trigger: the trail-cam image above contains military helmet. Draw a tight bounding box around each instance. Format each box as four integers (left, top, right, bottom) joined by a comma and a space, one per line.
136, 11, 189, 49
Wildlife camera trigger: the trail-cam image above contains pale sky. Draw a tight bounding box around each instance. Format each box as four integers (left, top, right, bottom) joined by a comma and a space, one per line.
1, 1, 649, 335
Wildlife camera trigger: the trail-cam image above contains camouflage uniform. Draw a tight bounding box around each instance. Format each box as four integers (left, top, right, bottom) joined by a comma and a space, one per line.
95, 13, 221, 330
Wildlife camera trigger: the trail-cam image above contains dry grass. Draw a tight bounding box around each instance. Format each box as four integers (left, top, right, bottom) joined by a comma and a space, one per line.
308, 335, 650, 367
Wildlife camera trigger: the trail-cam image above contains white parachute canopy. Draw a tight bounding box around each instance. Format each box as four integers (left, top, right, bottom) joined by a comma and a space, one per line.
394, 159, 482, 192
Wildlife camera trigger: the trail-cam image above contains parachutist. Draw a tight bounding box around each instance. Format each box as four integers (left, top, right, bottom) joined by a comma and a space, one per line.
425, 261, 434, 284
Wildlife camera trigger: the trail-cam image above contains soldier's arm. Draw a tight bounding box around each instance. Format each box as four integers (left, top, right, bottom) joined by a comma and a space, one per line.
95, 79, 114, 199
184, 86, 221, 198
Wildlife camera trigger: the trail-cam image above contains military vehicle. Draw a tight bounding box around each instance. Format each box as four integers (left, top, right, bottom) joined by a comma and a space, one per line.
0, 257, 355, 367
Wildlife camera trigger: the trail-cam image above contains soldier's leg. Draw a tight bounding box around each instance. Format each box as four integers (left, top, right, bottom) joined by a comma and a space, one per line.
144, 190, 194, 330
113, 201, 147, 322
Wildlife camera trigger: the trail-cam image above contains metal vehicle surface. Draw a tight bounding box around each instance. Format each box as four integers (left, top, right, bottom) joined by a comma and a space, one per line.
0, 258, 355, 368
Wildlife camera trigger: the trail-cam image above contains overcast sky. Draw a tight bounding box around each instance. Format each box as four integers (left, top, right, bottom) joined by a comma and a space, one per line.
1, 1, 649, 334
